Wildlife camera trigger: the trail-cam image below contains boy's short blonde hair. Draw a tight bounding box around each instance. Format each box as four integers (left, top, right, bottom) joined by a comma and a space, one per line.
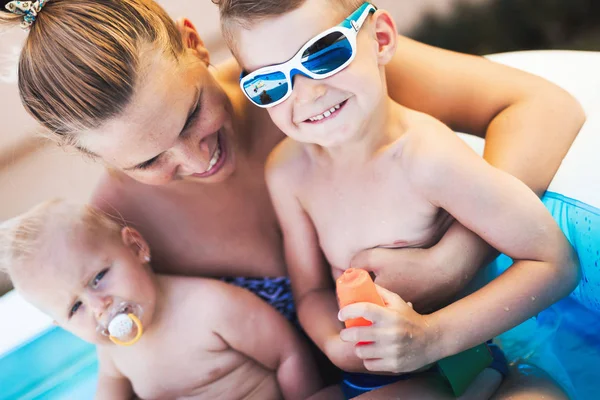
213, 0, 368, 53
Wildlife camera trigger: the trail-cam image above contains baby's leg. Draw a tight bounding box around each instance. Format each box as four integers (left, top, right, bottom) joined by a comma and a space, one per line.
491, 363, 569, 400
353, 368, 501, 400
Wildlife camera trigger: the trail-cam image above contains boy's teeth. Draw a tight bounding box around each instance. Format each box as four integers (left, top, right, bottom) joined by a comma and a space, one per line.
309, 103, 342, 122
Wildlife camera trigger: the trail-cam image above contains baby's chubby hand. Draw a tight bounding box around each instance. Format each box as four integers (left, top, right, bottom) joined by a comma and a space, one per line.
337, 284, 441, 374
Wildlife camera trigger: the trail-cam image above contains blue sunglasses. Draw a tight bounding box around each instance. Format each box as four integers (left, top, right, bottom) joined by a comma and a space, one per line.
239, 2, 377, 108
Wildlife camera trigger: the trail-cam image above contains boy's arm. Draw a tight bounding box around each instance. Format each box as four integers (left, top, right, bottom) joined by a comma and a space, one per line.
265, 143, 364, 372
95, 348, 134, 400
363, 36, 586, 309
211, 281, 322, 400
406, 124, 580, 362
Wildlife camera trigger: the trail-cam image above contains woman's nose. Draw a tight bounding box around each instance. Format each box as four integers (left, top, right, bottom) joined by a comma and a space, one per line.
173, 135, 212, 175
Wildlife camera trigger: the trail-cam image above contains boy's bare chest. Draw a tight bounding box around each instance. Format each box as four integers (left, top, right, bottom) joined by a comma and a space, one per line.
300, 168, 451, 271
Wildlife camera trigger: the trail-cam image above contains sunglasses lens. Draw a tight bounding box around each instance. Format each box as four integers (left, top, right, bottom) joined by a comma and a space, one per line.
242, 71, 289, 106
301, 31, 352, 75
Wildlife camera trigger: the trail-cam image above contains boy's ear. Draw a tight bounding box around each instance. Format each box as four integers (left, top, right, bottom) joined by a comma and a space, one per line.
371, 10, 397, 66
175, 18, 211, 66
121, 227, 151, 264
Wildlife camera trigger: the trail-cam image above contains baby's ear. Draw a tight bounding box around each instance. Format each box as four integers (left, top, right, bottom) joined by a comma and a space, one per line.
121, 227, 151, 264
175, 17, 211, 66
371, 10, 397, 66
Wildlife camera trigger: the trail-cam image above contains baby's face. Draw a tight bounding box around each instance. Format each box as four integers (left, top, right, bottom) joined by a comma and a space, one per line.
15, 225, 157, 345
235, 0, 386, 148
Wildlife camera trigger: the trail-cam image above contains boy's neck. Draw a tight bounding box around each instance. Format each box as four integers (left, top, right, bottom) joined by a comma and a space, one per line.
305, 97, 407, 166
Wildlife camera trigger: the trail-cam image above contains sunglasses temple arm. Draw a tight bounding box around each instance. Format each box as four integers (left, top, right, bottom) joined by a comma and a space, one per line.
344, 3, 377, 32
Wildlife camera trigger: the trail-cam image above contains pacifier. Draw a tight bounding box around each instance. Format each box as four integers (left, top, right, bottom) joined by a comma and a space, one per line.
97, 301, 144, 346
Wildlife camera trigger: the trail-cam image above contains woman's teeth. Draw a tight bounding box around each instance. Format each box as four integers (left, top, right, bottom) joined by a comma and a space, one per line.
308, 103, 342, 122
205, 137, 221, 172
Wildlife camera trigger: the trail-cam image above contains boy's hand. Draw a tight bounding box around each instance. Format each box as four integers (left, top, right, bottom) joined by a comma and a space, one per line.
338, 285, 441, 374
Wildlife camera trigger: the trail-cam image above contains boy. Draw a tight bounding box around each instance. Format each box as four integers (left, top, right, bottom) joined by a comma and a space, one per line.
217, 0, 579, 397
0, 199, 332, 400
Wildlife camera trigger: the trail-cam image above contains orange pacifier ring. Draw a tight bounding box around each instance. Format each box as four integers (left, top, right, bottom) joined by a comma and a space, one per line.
109, 313, 144, 346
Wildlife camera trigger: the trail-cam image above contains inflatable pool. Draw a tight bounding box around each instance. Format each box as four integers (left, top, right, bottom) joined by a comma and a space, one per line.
0, 50, 599, 399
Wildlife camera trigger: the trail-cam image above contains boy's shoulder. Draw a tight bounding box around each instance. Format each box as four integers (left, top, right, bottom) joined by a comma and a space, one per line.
395, 109, 460, 185
265, 137, 309, 186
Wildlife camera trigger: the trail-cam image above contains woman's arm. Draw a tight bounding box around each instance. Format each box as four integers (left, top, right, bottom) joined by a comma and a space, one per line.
385, 36, 585, 193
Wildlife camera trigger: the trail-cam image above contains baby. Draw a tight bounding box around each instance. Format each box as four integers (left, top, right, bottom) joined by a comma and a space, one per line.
217, 0, 580, 397
0, 199, 328, 400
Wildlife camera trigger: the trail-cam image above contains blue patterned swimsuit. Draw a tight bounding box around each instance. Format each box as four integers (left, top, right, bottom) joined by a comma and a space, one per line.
221, 276, 298, 326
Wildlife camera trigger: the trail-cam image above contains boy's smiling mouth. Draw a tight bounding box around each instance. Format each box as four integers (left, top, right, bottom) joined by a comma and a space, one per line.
304, 100, 348, 124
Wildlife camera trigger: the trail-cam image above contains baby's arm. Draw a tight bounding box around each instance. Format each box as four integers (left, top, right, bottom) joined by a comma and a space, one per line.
210, 280, 322, 400
404, 120, 579, 363
265, 140, 363, 371
95, 348, 134, 400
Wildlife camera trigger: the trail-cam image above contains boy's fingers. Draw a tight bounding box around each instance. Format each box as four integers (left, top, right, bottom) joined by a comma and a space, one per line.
363, 358, 403, 374
354, 343, 392, 360
338, 302, 385, 323
339, 326, 379, 343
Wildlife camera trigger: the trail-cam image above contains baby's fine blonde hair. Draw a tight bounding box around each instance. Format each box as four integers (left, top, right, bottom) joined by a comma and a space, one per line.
0, 199, 121, 277
0, 0, 183, 151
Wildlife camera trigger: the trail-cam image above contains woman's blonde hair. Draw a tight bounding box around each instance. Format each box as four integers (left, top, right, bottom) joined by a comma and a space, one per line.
0, 0, 183, 150
0, 199, 121, 275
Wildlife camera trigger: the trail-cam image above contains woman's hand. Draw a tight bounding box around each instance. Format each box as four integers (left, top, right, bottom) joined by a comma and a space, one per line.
351, 221, 493, 313
338, 285, 441, 374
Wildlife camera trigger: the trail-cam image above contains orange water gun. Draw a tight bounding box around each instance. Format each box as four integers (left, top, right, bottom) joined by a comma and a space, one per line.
336, 268, 385, 329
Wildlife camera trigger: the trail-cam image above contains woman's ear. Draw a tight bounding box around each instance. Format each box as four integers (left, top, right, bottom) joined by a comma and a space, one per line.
175, 18, 211, 66
121, 227, 151, 264
371, 10, 397, 66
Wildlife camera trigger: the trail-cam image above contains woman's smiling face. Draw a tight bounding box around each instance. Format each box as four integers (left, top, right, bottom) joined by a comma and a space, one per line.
79, 48, 239, 186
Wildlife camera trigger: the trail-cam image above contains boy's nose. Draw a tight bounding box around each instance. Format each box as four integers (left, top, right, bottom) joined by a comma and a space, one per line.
292, 75, 327, 105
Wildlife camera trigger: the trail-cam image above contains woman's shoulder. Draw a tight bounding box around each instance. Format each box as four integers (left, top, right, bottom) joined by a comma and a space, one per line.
89, 169, 143, 220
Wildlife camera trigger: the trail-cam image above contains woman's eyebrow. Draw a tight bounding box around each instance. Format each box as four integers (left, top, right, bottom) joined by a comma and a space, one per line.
124, 88, 201, 171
